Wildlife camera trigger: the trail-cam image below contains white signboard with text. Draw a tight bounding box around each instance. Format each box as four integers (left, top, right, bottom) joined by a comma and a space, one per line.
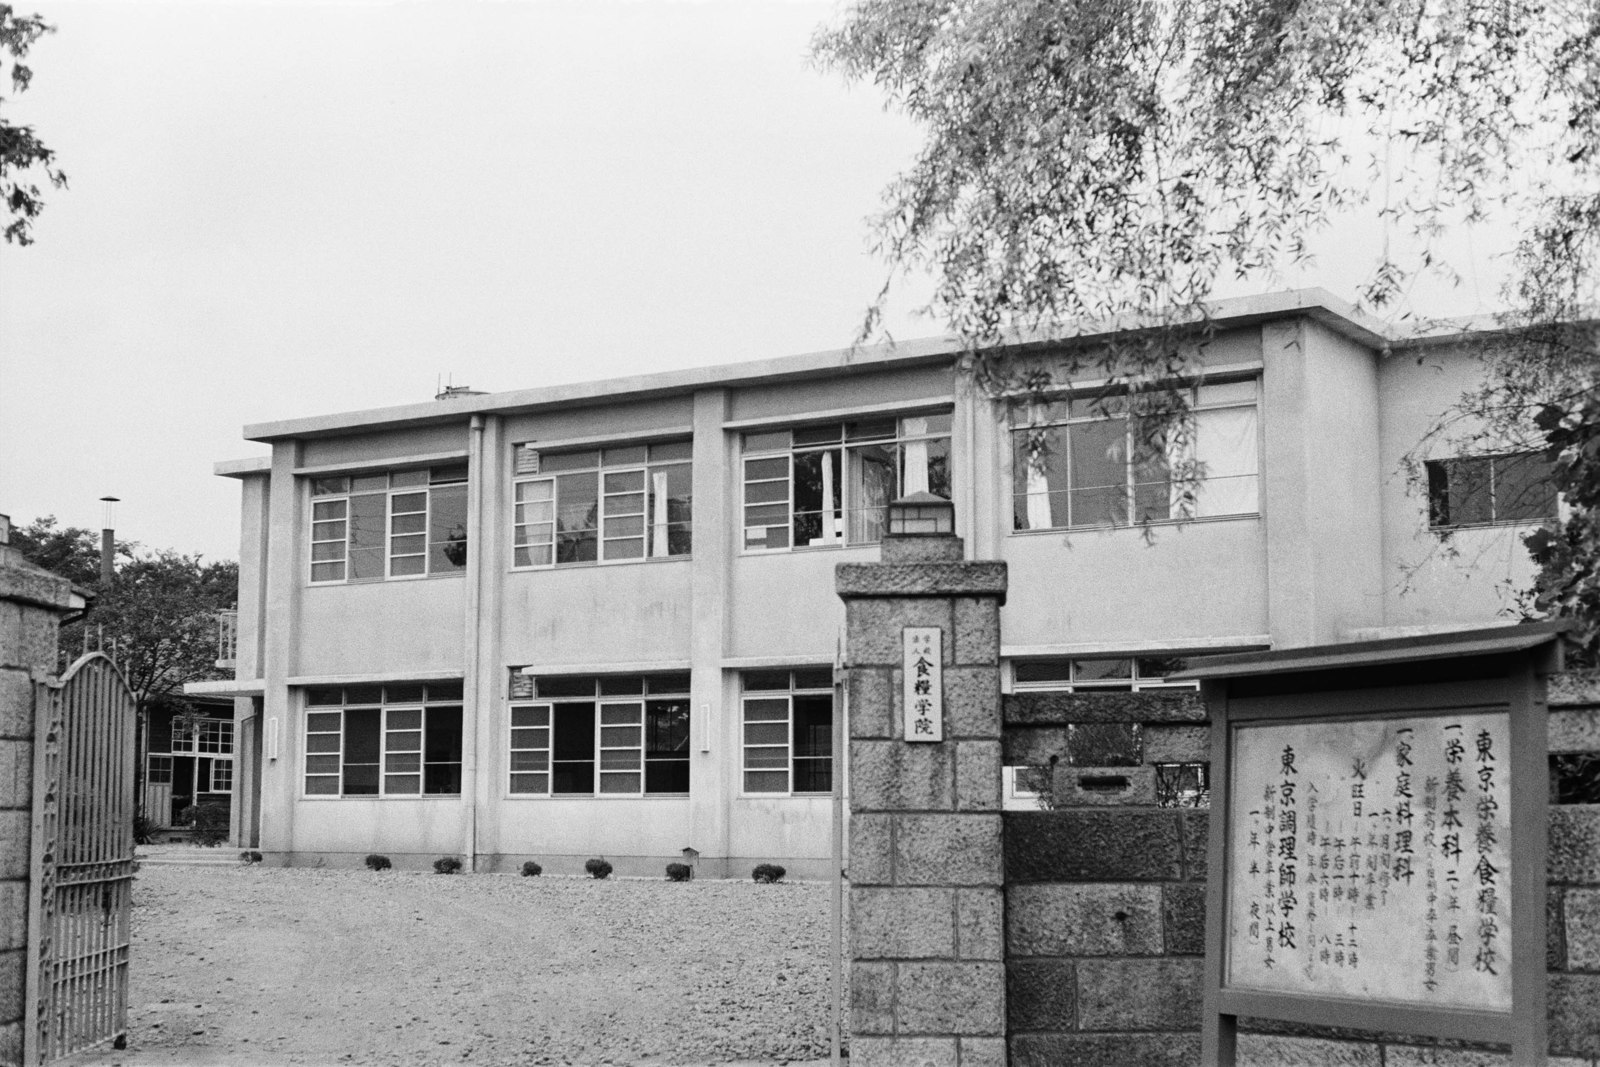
902, 627, 943, 742
1226, 711, 1513, 1011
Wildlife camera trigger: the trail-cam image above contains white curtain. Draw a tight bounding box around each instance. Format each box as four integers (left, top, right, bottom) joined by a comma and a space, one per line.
1025, 454, 1054, 530
1193, 407, 1259, 516
650, 470, 670, 557
902, 416, 931, 495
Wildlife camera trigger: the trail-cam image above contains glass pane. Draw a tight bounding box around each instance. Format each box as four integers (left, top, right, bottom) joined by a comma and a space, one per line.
312, 518, 345, 539
604, 469, 645, 493
311, 478, 348, 496
310, 561, 346, 582
538, 677, 595, 698
1194, 406, 1259, 517
646, 701, 691, 753
602, 445, 648, 467
794, 757, 832, 793
743, 430, 791, 452
515, 544, 553, 567
744, 479, 788, 505
902, 412, 953, 436
351, 474, 388, 493
600, 772, 642, 793
306, 733, 341, 754
793, 667, 834, 690
600, 749, 641, 770
793, 695, 833, 758
849, 443, 896, 543
390, 554, 426, 576
426, 707, 464, 762
745, 526, 788, 550
343, 763, 379, 795
430, 464, 468, 485
600, 725, 641, 748
427, 681, 464, 701
386, 707, 423, 730
429, 484, 469, 572
556, 528, 597, 564
344, 708, 381, 763
744, 456, 789, 482
1493, 453, 1557, 521
511, 728, 549, 750
1069, 420, 1128, 526
844, 418, 895, 441
1198, 379, 1257, 406
425, 763, 461, 794
1446, 457, 1493, 524
604, 538, 644, 560
349, 546, 385, 581
305, 754, 340, 774
384, 774, 421, 794
311, 541, 344, 563
391, 491, 427, 514
745, 721, 789, 745
304, 776, 339, 795
349, 493, 387, 570
511, 705, 550, 728
644, 674, 691, 695
510, 750, 550, 772
744, 747, 789, 770
516, 480, 554, 503
1076, 658, 1134, 681
743, 696, 790, 718
385, 751, 422, 772
599, 677, 645, 697
605, 514, 644, 536
1014, 660, 1071, 684
744, 770, 787, 793
795, 423, 844, 446
541, 450, 600, 472
509, 773, 549, 794
346, 685, 383, 704
389, 470, 428, 489
1013, 427, 1069, 530
645, 759, 690, 794
552, 761, 594, 794
386, 731, 421, 753
600, 700, 643, 721
391, 512, 427, 535
553, 704, 596, 759
649, 440, 692, 462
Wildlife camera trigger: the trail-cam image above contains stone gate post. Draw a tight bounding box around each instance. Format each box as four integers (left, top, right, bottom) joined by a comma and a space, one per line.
837, 513, 1008, 1067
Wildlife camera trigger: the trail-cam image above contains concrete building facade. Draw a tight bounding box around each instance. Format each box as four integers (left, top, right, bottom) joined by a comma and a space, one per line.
191, 290, 1556, 875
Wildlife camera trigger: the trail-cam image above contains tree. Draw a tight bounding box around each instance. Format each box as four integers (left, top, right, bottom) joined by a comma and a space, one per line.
812, 0, 1599, 650
1, 4, 66, 244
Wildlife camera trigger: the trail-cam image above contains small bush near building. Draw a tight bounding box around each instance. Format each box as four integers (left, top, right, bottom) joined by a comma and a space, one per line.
433, 857, 463, 875
521, 861, 543, 877
181, 803, 229, 847
364, 854, 392, 872
585, 857, 613, 880
132, 814, 156, 845
240, 850, 262, 864
752, 863, 786, 884
665, 862, 692, 882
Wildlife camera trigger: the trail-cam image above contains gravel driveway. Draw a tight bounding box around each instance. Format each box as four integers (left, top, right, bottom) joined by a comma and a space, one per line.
71, 857, 845, 1066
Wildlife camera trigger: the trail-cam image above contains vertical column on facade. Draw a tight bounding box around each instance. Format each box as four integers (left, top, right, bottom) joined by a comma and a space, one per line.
469, 414, 505, 869
837, 532, 1009, 1067
688, 389, 731, 875
259, 440, 301, 856
229, 472, 270, 850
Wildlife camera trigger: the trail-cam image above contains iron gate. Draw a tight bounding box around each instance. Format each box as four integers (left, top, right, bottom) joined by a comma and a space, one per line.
26, 652, 136, 1064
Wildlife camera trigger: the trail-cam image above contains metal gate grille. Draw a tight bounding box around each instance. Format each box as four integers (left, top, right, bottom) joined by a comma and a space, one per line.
27, 652, 136, 1064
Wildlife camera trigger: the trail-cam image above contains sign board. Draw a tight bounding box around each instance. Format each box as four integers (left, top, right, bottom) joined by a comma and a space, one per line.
1226, 712, 1512, 1010
902, 627, 943, 742
1183, 623, 1564, 1066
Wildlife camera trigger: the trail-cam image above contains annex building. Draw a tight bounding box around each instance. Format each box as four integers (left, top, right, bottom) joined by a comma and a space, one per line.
191, 289, 1559, 875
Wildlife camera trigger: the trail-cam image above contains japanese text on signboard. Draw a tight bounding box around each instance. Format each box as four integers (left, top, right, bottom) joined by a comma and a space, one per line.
902, 627, 943, 742
1226, 712, 1512, 1011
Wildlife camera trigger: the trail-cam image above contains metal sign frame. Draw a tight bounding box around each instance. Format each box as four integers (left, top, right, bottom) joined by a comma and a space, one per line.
1188, 623, 1564, 1066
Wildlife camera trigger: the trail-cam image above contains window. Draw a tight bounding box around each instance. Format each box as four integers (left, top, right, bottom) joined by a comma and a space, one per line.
170, 718, 234, 755
741, 668, 834, 794
147, 755, 173, 785
211, 760, 234, 792
302, 681, 464, 797
1427, 452, 1557, 528
1013, 380, 1258, 530
512, 442, 691, 566
508, 673, 691, 796
742, 413, 952, 550
310, 466, 469, 582
1011, 656, 1196, 692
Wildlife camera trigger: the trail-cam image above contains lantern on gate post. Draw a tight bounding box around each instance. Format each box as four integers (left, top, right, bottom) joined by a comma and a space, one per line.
886, 492, 955, 537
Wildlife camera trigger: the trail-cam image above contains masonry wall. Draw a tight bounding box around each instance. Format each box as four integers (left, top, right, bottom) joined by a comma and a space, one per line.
0, 548, 77, 1066
1000, 672, 1600, 1066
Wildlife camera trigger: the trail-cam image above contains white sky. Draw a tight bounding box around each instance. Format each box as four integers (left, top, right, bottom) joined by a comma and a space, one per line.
0, 0, 1518, 563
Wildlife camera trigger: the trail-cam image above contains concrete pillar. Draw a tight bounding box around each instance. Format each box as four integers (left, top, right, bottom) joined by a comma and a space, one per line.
837, 529, 1009, 1067
0, 544, 84, 1064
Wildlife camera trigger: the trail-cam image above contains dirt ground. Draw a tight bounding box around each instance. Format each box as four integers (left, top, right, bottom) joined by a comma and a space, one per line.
68, 854, 844, 1067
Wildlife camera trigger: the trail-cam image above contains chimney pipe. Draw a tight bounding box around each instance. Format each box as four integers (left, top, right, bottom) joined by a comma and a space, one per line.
99, 496, 120, 584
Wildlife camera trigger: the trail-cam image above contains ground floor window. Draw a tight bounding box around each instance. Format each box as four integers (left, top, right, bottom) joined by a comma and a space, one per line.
302, 681, 464, 797
508, 672, 691, 796
741, 668, 834, 795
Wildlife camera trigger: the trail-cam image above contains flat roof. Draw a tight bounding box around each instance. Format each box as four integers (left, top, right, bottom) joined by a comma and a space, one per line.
241, 288, 1415, 444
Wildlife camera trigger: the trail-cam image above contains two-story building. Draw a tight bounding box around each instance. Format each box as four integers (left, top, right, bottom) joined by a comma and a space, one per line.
189, 289, 1558, 874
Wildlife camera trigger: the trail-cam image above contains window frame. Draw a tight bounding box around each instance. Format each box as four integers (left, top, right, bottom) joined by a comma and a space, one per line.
1425, 451, 1558, 530
301, 683, 465, 799
1010, 378, 1261, 532
308, 466, 469, 584
506, 674, 692, 798
510, 441, 693, 569
740, 411, 953, 553
740, 669, 835, 797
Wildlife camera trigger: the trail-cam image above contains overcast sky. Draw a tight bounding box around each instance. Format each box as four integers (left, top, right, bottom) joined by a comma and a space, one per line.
0, 0, 1517, 564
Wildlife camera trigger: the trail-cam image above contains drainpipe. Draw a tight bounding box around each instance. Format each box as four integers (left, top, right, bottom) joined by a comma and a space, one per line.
462, 415, 486, 869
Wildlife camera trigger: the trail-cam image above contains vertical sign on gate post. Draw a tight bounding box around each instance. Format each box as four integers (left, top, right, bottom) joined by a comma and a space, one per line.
903, 627, 943, 742
1185, 622, 1563, 1067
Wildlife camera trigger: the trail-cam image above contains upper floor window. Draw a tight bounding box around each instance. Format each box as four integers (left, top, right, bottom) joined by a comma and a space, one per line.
741, 668, 834, 794
507, 672, 691, 796
303, 681, 464, 797
310, 466, 468, 583
1011, 656, 1195, 692
1426, 452, 1557, 528
512, 441, 692, 567
742, 413, 952, 551
1012, 380, 1258, 531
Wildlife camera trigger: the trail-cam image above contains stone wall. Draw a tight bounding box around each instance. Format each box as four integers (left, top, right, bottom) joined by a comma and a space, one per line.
1001, 671, 1600, 1066
0, 546, 79, 1066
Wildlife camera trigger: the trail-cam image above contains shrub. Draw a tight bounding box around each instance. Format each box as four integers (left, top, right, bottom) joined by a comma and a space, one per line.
521, 861, 543, 877
584, 857, 613, 880
433, 856, 463, 875
665, 862, 692, 882
132, 814, 156, 845
752, 863, 786, 884
239, 850, 262, 864
180, 802, 229, 847
364, 854, 392, 872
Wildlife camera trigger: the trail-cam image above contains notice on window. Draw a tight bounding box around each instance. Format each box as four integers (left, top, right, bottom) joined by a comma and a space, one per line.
1225, 711, 1512, 1011
903, 628, 943, 742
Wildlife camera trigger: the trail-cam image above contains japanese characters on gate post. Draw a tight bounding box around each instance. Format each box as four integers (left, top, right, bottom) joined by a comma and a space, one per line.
902, 627, 942, 742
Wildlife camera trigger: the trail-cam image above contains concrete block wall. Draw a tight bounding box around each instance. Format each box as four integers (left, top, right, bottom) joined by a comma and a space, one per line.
0, 547, 78, 1066
1000, 671, 1600, 1066
840, 534, 1009, 1067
